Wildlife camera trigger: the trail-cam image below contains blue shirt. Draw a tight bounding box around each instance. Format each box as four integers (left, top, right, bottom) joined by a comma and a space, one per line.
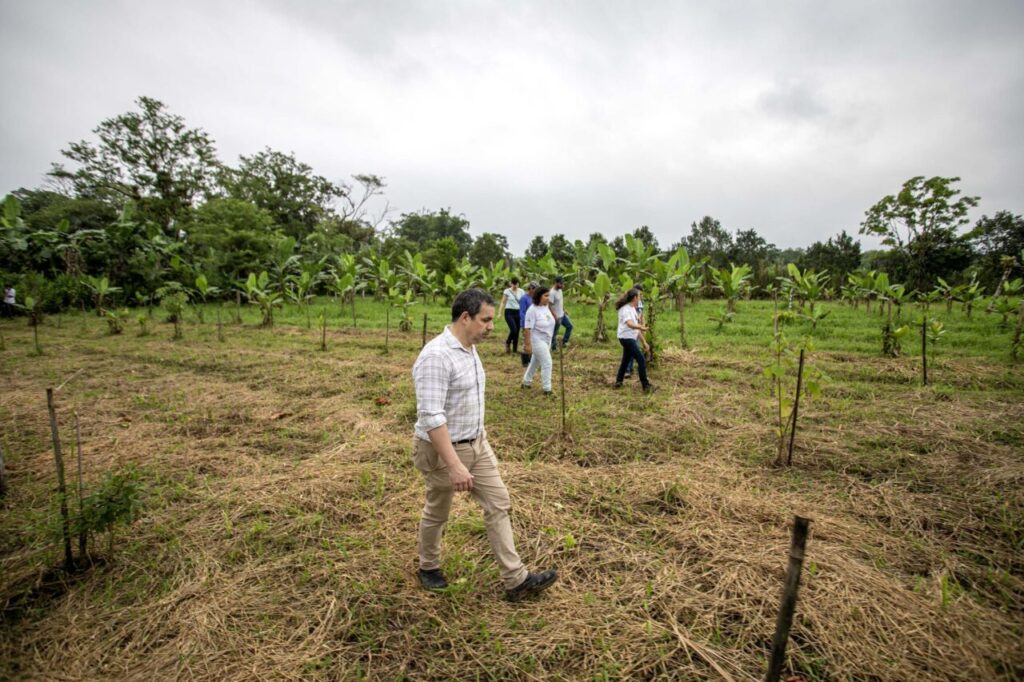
519, 292, 533, 328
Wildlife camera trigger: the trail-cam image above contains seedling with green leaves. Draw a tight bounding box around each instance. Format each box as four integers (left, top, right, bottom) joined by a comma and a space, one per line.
765, 309, 824, 466
19, 294, 44, 354
241, 271, 283, 328
104, 308, 129, 335
710, 263, 752, 313
192, 274, 220, 323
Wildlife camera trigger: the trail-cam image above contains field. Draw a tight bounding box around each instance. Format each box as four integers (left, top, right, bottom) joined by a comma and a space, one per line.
1, 297, 1023, 680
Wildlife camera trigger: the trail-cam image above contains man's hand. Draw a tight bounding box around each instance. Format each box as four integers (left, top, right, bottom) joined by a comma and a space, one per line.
449, 464, 474, 491
524, 343, 532, 354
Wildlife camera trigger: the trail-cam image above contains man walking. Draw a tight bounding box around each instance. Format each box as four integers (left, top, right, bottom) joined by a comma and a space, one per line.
549, 276, 573, 350
412, 288, 557, 601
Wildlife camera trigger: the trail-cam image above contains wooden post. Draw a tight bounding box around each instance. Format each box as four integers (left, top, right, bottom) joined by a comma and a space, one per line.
921, 317, 928, 386
0, 440, 8, 499
46, 388, 74, 572
320, 308, 327, 351
75, 413, 87, 559
384, 305, 390, 353
786, 349, 805, 466
422, 313, 428, 348
765, 515, 812, 682
558, 342, 566, 437
217, 304, 224, 342
235, 291, 242, 324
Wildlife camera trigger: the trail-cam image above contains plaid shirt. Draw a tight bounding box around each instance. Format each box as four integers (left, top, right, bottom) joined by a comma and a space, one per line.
413, 326, 485, 442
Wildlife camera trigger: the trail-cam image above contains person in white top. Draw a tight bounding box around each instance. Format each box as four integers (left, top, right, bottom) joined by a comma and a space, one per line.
2, 285, 14, 317
522, 286, 557, 394
412, 288, 557, 601
498, 278, 522, 355
548, 275, 573, 349
614, 288, 655, 392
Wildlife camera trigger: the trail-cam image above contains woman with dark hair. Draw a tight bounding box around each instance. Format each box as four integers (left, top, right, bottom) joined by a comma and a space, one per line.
614, 288, 655, 393
499, 278, 522, 354
522, 286, 556, 394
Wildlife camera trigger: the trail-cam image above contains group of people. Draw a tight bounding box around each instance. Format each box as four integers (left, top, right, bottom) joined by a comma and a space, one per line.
498, 277, 573, 395
497, 277, 654, 393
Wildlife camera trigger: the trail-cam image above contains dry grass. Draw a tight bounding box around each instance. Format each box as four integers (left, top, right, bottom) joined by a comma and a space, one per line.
1, 316, 1022, 680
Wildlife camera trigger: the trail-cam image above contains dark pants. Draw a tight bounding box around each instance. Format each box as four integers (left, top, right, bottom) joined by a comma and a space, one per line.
504, 309, 521, 352
551, 313, 573, 348
616, 338, 650, 387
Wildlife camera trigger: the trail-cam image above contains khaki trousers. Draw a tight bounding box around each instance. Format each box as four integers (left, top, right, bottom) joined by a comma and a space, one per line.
413, 435, 528, 590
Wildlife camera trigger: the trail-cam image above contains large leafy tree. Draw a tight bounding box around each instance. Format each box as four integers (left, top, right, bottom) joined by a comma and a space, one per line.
525, 235, 548, 260
468, 232, 510, 268
859, 176, 978, 290
48, 96, 221, 232
221, 148, 340, 241
800, 230, 862, 288
967, 211, 1024, 288
680, 216, 733, 268
393, 209, 472, 256
187, 198, 279, 286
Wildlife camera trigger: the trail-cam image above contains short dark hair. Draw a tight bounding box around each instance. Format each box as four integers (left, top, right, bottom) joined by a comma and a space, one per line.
554, 276, 564, 284
510, 277, 520, 286
451, 288, 495, 322
532, 286, 551, 305
634, 283, 644, 291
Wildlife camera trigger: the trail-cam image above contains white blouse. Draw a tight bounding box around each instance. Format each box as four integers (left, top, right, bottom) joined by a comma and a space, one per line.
617, 305, 640, 340
525, 305, 556, 346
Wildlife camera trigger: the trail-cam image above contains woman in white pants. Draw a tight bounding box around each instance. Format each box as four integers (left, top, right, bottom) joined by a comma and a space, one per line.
522, 286, 556, 394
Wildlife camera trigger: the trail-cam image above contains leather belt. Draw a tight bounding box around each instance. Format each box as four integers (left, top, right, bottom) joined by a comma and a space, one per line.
453, 437, 477, 445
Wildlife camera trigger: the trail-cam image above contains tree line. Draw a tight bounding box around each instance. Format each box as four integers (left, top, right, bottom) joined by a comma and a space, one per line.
1, 96, 1022, 313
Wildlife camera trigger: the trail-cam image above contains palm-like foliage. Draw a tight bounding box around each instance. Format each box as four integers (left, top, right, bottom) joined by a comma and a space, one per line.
710, 263, 752, 313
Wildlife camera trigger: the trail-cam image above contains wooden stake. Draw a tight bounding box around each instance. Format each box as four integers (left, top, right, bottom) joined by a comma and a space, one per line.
786, 349, 805, 466
422, 313, 428, 348
0, 440, 8, 499
320, 308, 327, 351
46, 388, 74, 572
1012, 301, 1024, 361
921, 316, 928, 386
217, 304, 224, 342
384, 305, 390, 353
558, 342, 566, 437
75, 412, 87, 559
765, 515, 812, 682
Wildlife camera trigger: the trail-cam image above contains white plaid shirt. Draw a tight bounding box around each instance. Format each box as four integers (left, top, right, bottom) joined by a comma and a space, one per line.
413, 326, 485, 442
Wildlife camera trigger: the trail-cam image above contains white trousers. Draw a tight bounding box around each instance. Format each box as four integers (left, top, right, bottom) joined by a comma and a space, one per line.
523, 342, 552, 391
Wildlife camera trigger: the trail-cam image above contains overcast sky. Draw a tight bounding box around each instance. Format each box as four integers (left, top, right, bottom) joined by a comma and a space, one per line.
2, 0, 1022, 254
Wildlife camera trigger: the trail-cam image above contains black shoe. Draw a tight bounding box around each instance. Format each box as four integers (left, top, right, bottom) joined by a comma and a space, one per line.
521, 383, 531, 390
624, 371, 633, 378
418, 568, 448, 590
643, 384, 658, 394
543, 389, 553, 396
613, 382, 623, 389
506, 570, 558, 602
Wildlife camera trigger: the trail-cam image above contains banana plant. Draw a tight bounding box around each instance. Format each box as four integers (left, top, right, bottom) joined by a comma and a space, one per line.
160, 290, 188, 340
764, 313, 824, 466
393, 289, 417, 332
992, 281, 1022, 329
710, 263, 752, 313
781, 264, 831, 330
19, 295, 43, 354
586, 270, 613, 342
332, 253, 365, 325
477, 259, 511, 297
286, 267, 319, 328
958, 277, 984, 319
241, 271, 282, 328
663, 246, 703, 347
83, 275, 121, 316
192, 274, 220, 324
875, 273, 910, 357
105, 308, 130, 335
398, 250, 433, 301
933, 277, 964, 314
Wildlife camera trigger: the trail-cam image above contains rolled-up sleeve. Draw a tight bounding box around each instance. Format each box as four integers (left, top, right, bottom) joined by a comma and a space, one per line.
413, 352, 449, 432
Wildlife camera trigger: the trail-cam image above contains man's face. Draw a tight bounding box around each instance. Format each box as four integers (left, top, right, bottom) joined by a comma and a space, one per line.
555, 282, 563, 290
462, 303, 495, 344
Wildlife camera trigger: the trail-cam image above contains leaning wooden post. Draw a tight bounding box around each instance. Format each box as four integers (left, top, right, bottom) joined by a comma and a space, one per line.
558, 342, 567, 437
422, 313, 428, 348
765, 515, 812, 682
921, 316, 928, 386
0, 440, 8, 499
46, 388, 74, 572
786, 349, 805, 466
75, 412, 87, 559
